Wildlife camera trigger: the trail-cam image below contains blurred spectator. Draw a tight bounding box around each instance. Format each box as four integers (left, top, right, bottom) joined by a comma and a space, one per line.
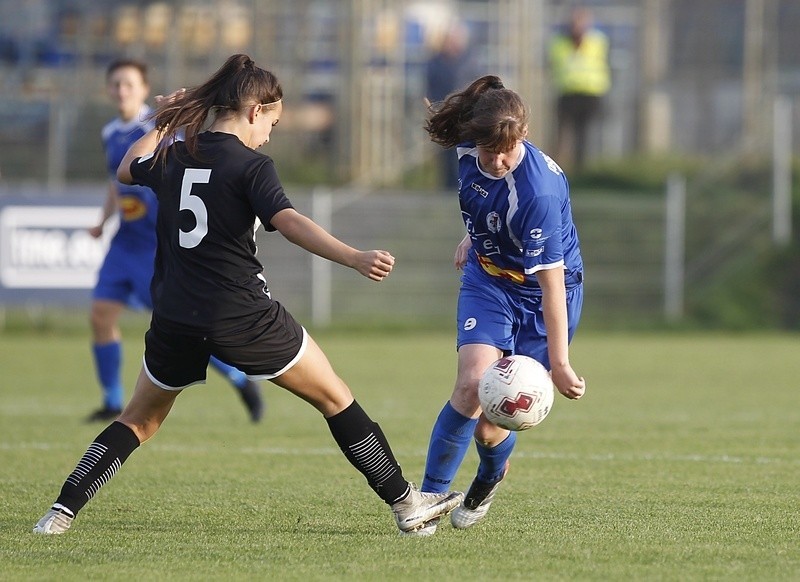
425, 21, 480, 190
549, 6, 610, 172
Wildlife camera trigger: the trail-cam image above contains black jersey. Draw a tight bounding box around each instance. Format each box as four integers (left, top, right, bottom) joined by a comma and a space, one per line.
129, 132, 293, 334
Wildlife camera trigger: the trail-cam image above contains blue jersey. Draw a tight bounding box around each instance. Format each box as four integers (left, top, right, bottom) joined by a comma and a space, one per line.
456, 140, 583, 294
101, 105, 158, 252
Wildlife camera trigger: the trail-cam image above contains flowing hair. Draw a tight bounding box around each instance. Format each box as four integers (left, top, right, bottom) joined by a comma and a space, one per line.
150, 54, 282, 165
425, 75, 528, 152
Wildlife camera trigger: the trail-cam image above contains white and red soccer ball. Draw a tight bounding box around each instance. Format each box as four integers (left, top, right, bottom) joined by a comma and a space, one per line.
478, 355, 554, 431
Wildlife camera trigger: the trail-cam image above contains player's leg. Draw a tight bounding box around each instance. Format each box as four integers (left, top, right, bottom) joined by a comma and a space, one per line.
89, 245, 136, 421
208, 356, 264, 422
34, 319, 206, 534
555, 94, 576, 171
421, 279, 512, 495
452, 287, 583, 530
572, 95, 598, 170
271, 333, 462, 532
450, 413, 514, 529
89, 298, 126, 420
33, 367, 180, 534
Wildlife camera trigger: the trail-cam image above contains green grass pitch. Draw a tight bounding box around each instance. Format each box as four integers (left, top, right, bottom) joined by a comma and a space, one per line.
1, 324, 798, 580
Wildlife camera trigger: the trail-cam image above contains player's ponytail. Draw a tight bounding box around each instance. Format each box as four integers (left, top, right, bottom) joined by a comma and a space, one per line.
425, 75, 528, 152
151, 54, 282, 164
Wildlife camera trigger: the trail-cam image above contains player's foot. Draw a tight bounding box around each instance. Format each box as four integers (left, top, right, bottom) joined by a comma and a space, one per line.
238, 380, 264, 422
392, 483, 462, 534
85, 407, 122, 423
451, 461, 510, 529
33, 506, 74, 534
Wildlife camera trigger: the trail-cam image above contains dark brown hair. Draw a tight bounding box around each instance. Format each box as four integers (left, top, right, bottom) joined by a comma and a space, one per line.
106, 59, 149, 84
152, 54, 282, 163
425, 75, 528, 152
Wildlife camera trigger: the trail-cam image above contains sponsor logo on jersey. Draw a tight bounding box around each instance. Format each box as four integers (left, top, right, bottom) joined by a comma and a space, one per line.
530, 228, 543, 239
525, 247, 544, 257
486, 211, 502, 233
470, 182, 490, 198
119, 196, 148, 221
464, 317, 477, 331
476, 253, 525, 284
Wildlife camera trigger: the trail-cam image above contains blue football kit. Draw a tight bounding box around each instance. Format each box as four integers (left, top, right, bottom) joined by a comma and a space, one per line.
455, 139, 584, 368
93, 105, 158, 309
421, 139, 585, 497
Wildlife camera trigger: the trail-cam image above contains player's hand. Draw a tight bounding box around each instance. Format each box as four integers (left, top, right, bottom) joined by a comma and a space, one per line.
454, 235, 472, 270
354, 250, 394, 282
88, 225, 103, 239
551, 363, 586, 400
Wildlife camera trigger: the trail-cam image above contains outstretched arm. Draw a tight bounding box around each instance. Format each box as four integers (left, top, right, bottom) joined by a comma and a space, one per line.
270, 208, 394, 282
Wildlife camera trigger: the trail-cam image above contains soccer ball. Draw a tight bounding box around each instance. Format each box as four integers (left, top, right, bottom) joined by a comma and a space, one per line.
478, 355, 554, 431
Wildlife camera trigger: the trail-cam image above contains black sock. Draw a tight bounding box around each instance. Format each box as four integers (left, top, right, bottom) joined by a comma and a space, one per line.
326, 401, 409, 505
54, 421, 140, 516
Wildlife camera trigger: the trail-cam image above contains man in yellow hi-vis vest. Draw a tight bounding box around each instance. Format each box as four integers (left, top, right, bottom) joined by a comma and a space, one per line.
549, 7, 611, 171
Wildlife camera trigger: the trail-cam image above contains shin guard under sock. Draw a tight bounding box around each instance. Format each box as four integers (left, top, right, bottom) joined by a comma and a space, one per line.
475, 431, 517, 483
54, 421, 140, 515
421, 401, 478, 493
326, 401, 409, 505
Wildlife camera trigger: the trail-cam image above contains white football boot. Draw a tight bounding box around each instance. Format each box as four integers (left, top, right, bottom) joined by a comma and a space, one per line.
392, 483, 462, 534
33, 506, 74, 534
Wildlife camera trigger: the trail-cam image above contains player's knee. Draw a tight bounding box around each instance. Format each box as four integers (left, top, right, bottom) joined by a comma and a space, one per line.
116, 415, 160, 444
451, 377, 481, 415
90, 304, 113, 331
474, 417, 506, 446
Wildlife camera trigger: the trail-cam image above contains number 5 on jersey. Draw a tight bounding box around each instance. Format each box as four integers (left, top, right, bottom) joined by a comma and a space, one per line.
179, 168, 210, 248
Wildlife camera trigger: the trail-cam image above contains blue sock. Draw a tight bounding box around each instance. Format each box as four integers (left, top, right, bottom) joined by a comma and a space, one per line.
475, 432, 517, 483
92, 342, 123, 410
209, 356, 248, 389
421, 402, 478, 493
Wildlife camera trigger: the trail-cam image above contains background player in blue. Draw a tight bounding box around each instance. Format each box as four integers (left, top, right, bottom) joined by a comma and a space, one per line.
33, 54, 462, 535
87, 59, 263, 422
414, 75, 587, 535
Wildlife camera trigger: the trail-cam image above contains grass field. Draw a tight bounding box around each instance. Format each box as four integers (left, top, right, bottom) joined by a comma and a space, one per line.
1, 324, 798, 580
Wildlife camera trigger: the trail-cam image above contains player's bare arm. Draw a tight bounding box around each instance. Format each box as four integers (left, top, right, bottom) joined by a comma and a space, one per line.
116, 128, 161, 185
536, 265, 585, 399
116, 89, 184, 185
270, 208, 394, 281
454, 233, 472, 270
88, 181, 120, 238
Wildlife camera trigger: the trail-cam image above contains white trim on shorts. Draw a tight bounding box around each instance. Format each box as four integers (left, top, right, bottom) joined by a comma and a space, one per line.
246, 327, 308, 381
143, 356, 207, 391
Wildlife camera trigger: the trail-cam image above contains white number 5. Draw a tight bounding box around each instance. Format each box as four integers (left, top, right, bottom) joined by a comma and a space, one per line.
179, 168, 211, 249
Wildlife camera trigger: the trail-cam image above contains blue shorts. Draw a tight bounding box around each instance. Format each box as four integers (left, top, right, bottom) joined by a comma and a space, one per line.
456, 269, 583, 370
92, 243, 154, 310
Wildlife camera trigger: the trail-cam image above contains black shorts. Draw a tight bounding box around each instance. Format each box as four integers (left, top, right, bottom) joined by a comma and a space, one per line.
143, 301, 307, 390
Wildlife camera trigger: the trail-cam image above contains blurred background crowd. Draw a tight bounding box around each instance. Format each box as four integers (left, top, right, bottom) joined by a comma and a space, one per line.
0, 0, 799, 330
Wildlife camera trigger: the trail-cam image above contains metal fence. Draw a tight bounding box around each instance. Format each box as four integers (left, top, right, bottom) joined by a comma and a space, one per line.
254, 188, 668, 328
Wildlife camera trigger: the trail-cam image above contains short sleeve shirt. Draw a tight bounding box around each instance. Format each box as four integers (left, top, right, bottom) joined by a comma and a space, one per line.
129, 132, 293, 334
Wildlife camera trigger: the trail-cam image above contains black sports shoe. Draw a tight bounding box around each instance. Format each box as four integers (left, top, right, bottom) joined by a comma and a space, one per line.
85, 407, 122, 423
238, 380, 264, 422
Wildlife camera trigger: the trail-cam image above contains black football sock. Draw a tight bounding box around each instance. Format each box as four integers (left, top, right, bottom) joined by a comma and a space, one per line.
53, 421, 140, 516
326, 401, 410, 505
